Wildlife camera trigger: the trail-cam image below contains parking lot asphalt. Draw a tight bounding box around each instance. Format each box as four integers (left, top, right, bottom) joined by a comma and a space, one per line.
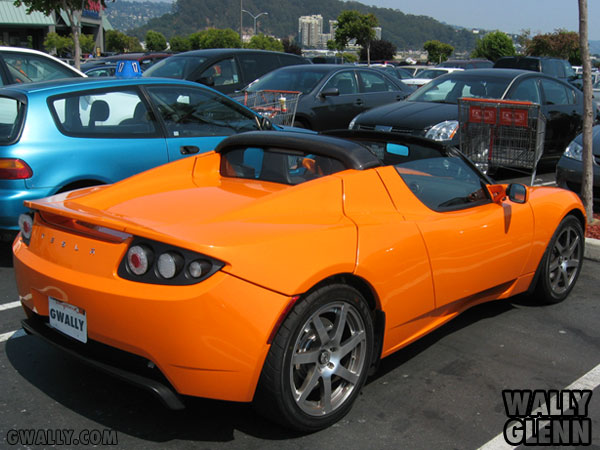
0, 170, 598, 449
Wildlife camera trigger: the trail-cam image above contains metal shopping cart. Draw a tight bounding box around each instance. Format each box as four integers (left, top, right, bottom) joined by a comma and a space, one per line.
232, 90, 301, 126
458, 98, 546, 185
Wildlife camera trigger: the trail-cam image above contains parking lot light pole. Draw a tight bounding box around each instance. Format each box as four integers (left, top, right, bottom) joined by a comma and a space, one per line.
242, 10, 268, 36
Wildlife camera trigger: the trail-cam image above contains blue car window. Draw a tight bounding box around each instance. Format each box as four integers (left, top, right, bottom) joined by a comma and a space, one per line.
50, 89, 157, 137
146, 85, 260, 137
0, 96, 24, 144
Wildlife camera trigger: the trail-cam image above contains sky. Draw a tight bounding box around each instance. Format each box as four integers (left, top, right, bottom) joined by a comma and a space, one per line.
364, 0, 600, 41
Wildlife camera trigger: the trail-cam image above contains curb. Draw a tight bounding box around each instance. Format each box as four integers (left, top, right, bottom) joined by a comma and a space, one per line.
584, 237, 600, 262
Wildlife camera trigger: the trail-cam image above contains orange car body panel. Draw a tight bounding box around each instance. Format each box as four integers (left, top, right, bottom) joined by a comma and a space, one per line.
13, 149, 586, 403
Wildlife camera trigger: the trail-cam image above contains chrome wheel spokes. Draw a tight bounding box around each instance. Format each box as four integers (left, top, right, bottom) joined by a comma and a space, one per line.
290, 301, 367, 417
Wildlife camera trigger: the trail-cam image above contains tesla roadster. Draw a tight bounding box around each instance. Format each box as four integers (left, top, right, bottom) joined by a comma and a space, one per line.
13, 130, 586, 431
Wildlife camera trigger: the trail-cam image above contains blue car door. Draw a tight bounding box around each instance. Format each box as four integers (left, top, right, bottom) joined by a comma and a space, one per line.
144, 85, 262, 161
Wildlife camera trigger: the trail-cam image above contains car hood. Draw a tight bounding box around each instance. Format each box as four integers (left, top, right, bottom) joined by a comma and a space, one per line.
25, 153, 357, 294
355, 101, 458, 131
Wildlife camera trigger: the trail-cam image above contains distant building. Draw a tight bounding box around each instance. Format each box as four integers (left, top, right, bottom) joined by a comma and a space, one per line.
298, 15, 323, 48
374, 27, 382, 40
0, 0, 111, 53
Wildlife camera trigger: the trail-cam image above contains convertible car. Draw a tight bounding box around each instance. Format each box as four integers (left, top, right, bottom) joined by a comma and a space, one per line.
13, 131, 586, 431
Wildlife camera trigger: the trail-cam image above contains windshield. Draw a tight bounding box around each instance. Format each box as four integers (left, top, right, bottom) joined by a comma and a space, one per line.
143, 56, 207, 79
245, 67, 331, 95
415, 69, 447, 79
407, 74, 510, 104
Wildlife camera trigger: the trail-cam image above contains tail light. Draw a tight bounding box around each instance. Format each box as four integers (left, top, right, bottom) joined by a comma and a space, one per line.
18, 213, 33, 244
0, 158, 33, 179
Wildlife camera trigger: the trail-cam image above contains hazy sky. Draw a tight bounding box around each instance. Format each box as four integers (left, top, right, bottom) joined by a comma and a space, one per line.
364, 0, 600, 41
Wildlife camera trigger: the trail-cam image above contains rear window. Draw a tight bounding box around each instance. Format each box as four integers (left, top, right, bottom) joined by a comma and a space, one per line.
143, 56, 207, 79
0, 97, 25, 144
220, 147, 345, 185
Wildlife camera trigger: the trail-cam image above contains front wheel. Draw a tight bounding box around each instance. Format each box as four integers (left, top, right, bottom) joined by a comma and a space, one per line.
254, 284, 374, 431
533, 215, 584, 304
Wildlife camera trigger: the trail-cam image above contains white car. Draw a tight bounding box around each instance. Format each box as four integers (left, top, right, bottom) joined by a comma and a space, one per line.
0, 46, 85, 86
402, 67, 464, 89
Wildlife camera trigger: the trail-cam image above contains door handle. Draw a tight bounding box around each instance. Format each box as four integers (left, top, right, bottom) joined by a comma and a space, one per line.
355, 99, 364, 106
180, 145, 199, 155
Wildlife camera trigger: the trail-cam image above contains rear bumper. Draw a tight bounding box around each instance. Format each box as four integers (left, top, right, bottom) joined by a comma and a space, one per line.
21, 314, 185, 410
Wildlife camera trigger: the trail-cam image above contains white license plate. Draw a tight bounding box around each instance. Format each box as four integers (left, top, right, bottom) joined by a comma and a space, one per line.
48, 297, 87, 343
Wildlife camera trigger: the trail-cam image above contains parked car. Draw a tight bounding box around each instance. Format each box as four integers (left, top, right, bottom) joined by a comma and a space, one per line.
349, 69, 600, 167
143, 49, 310, 94
556, 125, 600, 202
0, 77, 285, 237
396, 64, 430, 77
14, 130, 585, 431
437, 59, 493, 70
402, 67, 463, 89
493, 56, 578, 87
242, 64, 413, 130
80, 52, 172, 73
83, 64, 117, 77
0, 46, 84, 86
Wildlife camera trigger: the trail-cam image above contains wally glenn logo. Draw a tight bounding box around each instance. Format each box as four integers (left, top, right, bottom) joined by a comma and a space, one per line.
502, 389, 592, 446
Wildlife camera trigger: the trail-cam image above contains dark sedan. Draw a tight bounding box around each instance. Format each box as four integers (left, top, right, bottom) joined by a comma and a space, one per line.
349, 68, 600, 164
243, 64, 413, 130
556, 125, 600, 201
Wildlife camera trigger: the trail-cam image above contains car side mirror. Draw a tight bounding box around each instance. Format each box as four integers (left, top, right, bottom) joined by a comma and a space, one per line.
320, 88, 339, 98
506, 183, 528, 204
198, 76, 215, 87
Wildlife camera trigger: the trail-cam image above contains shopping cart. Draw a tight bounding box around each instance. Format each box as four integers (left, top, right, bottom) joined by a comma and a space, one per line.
458, 98, 546, 184
232, 90, 301, 126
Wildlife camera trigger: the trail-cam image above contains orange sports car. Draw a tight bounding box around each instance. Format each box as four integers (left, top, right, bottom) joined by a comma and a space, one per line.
12, 130, 586, 431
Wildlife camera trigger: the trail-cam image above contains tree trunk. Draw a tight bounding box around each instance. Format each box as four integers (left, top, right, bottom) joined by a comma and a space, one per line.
578, 0, 594, 224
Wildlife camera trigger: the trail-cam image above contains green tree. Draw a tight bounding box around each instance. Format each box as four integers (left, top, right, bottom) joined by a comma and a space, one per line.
282, 37, 302, 55
169, 35, 190, 52
106, 30, 142, 53
189, 28, 241, 50
79, 33, 96, 55
334, 10, 378, 64
471, 31, 516, 62
14, 0, 108, 69
423, 40, 453, 63
145, 30, 167, 51
360, 39, 396, 61
526, 29, 581, 65
245, 34, 283, 52
43, 32, 71, 57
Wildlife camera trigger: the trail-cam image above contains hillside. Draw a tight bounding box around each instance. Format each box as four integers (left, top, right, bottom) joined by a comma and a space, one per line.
105, 1, 172, 32
130, 0, 479, 51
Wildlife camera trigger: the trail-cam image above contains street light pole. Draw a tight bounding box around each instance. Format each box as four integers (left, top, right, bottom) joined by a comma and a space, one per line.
242, 9, 268, 36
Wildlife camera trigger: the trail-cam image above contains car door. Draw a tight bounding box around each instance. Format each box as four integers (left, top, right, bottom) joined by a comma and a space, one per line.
35, 87, 168, 190
144, 84, 262, 161
538, 78, 581, 156
312, 70, 364, 130
356, 69, 407, 111
380, 149, 535, 309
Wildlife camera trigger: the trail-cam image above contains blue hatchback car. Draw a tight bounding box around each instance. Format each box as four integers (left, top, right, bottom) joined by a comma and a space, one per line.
0, 77, 279, 237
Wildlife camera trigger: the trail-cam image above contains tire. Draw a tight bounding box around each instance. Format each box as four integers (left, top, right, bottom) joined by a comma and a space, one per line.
292, 119, 308, 129
533, 215, 584, 304
254, 284, 374, 431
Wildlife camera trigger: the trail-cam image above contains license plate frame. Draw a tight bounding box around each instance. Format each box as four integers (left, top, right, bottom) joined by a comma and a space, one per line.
48, 297, 87, 343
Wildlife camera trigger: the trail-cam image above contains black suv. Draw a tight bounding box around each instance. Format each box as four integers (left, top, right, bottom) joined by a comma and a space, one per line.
493, 56, 579, 87
143, 49, 310, 94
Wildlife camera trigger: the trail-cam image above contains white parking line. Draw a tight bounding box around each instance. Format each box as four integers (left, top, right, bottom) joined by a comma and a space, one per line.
0, 301, 21, 311
0, 329, 26, 343
478, 363, 600, 449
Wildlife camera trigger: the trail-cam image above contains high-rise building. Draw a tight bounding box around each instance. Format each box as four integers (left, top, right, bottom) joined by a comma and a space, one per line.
298, 15, 323, 48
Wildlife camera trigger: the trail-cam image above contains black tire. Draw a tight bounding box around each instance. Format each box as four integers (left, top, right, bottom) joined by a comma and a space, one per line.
292, 119, 309, 129
533, 215, 584, 304
254, 284, 374, 431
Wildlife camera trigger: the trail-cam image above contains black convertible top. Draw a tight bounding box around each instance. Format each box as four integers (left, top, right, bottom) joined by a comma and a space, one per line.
215, 131, 382, 171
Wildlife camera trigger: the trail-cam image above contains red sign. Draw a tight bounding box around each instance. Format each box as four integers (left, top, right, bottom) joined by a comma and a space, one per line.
499, 108, 528, 127
469, 106, 496, 125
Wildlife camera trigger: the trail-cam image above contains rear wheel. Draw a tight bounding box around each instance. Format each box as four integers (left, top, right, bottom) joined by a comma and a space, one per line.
255, 284, 374, 431
534, 215, 584, 304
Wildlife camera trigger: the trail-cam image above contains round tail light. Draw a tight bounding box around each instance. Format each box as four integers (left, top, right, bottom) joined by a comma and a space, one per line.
127, 245, 152, 275
157, 252, 183, 279
18, 214, 33, 240
188, 259, 212, 279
